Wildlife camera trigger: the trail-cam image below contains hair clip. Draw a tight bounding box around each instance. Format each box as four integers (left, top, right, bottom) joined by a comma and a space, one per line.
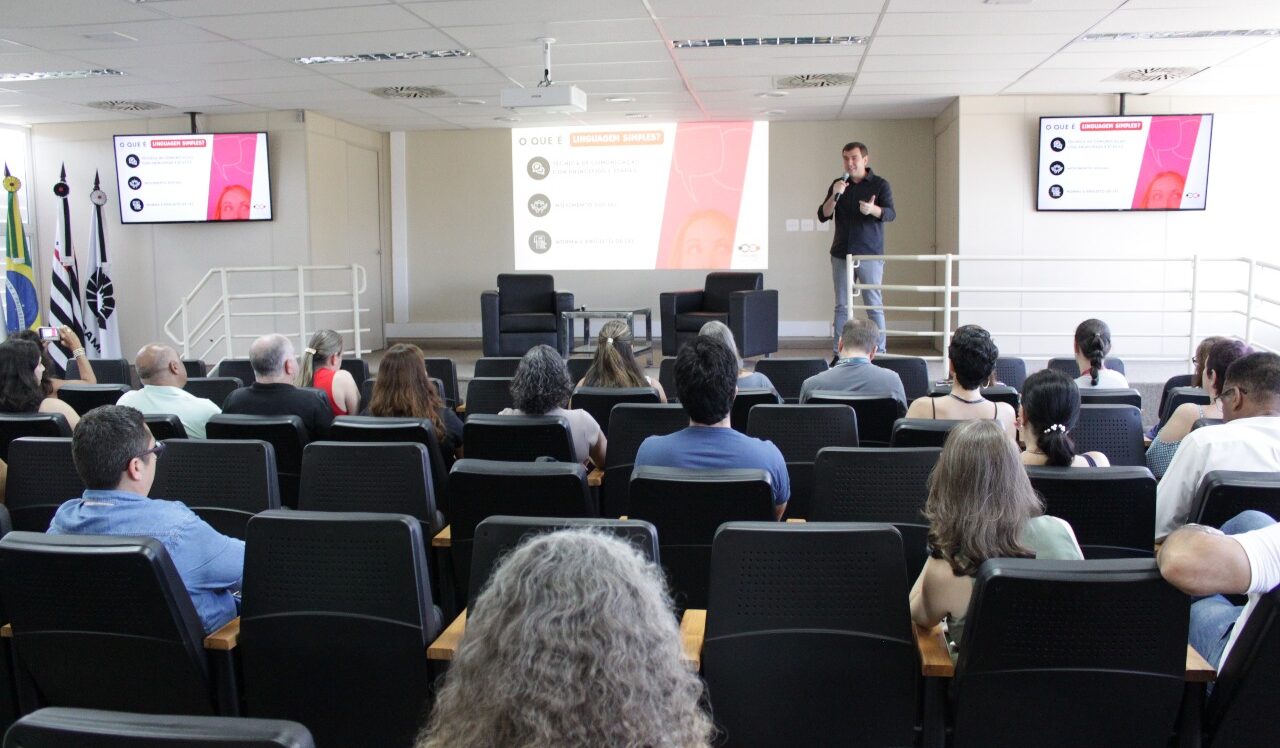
1043, 423, 1068, 434
606, 337, 614, 345
304, 347, 317, 355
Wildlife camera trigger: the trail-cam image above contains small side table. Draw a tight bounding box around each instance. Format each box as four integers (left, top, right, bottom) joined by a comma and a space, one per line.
560, 308, 654, 366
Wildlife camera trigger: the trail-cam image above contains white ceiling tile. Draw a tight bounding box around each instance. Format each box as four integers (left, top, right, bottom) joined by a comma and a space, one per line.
1091, 7, 1280, 33
70, 42, 272, 69
0, 1, 163, 28
1002, 68, 1175, 93
1039, 49, 1234, 70
140, 59, 312, 83
201, 76, 349, 95
440, 20, 664, 48
857, 69, 1024, 86
680, 56, 860, 78
569, 78, 691, 94
862, 53, 1048, 72
888, 0, 1122, 9
661, 15, 879, 40
185, 5, 429, 40
0, 51, 122, 74
241, 29, 470, 59
498, 60, 679, 83
404, 0, 647, 26
851, 83, 1007, 96
223, 89, 383, 107
650, 0, 884, 16
871, 34, 1077, 55
2, 21, 226, 51
473, 41, 670, 67
879, 10, 1112, 36
153, 0, 393, 18
322, 67, 512, 88
1059, 36, 1266, 54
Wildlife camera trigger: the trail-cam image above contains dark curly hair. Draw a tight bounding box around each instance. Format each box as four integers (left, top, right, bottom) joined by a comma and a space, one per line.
948, 325, 999, 390
510, 345, 573, 415
0, 339, 46, 414
674, 336, 737, 425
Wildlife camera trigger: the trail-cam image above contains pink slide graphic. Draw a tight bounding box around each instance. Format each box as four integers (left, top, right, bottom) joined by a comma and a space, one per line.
1131, 116, 1202, 210
206, 134, 259, 220
654, 122, 755, 269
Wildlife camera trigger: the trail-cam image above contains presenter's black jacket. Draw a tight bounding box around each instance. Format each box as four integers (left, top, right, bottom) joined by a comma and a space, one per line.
221, 382, 335, 439
817, 168, 896, 258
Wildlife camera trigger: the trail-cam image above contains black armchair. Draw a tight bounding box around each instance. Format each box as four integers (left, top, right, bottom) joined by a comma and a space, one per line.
660, 272, 778, 358
481, 274, 574, 357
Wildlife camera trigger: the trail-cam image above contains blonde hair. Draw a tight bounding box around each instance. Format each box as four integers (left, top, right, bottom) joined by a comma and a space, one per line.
296, 329, 343, 388
581, 319, 648, 389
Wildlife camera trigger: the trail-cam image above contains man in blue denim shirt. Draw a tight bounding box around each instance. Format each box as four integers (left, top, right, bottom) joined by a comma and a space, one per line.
48, 405, 244, 633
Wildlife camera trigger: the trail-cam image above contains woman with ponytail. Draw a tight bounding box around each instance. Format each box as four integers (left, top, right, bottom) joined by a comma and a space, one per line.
577, 320, 667, 402
1018, 369, 1109, 468
296, 329, 359, 416
1072, 318, 1128, 389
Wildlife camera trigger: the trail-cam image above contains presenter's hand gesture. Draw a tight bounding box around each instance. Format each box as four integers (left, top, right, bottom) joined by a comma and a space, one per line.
859, 194, 878, 216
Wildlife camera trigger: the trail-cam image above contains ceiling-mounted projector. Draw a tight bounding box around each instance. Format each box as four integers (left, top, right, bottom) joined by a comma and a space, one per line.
501, 37, 587, 114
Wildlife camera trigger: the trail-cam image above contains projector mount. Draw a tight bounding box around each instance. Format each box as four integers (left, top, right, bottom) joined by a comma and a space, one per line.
537, 37, 555, 88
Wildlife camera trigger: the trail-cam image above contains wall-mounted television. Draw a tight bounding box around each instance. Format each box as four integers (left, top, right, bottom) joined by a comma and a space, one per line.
112, 132, 272, 224
1036, 114, 1213, 211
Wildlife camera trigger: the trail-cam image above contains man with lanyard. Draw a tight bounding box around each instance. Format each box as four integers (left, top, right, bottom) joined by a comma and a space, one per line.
798, 318, 906, 410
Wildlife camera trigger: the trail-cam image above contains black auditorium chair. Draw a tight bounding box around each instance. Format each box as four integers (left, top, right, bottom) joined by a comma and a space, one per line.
4, 708, 316, 748
890, 418, 961, 449
239, 511, 440, 748
359, 377, 374, 413
753, 357, 828, 404
571, 386, 661, 438
0, 533, 238, 716
463, 413, 575, 462
181, 359, 209, 379
143, 413, 187, 441
1047, 356, 1126, 378
602, 403, 688, 518
1192, 471, 1280, 529
212, 359, 255, 386
1201, 586, 1280, 747
1193, 417, 1223, 432
6, 437, 83, 533
1026, 466, 1156, 558
66, 358, 130, 386
473, 356, 523, 378
811, 447, 941, 582
702, 523, 916, 747
873, 356, 931, 401
932, 559, 1187, 748
628, 466, 774, 611
804, 391, 905, 447
729, 387, 782, 433
205, 415, 307, 509
422, 357, 459, 408
1079, 388, 1142, 408
1074, 404, 1144, 467
183, 377, 243, 409
480, 273, 575, 357
338, 358, 369, 387
463, 377, 514, 416
1157, 373, 1196, 419
448, 460, 594, 601
298, 441, 444, 536
50, 383, 130, 415
929, 384, 1020, 411
151, 439, 280, 540
467, 516, 658, 608
659, 358, 678, 402
746, 404, 858, 519
994, 356, 1028, 391
566, 357, 592, 384
329, 415, 451, 515
0, 413, 71, 461
659, 272, 778, 358
1156, 386, 1211, 431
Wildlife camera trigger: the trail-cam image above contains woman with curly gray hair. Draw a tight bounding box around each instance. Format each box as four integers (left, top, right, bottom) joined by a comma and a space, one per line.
418, 529, 713, 748
498, 344, 607, 467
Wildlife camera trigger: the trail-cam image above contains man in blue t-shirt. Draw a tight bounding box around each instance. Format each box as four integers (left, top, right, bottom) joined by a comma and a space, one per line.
635, 336, 790, 519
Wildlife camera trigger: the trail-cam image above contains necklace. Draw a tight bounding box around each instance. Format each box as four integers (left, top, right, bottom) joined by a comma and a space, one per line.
948, 392, 985, 405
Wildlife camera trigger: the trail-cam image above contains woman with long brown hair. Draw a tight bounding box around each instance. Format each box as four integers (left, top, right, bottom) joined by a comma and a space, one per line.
367, 343, 463, 457
577, 319, 666, 401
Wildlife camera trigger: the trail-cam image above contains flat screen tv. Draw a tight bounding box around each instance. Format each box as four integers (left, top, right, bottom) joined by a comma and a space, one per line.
112, 132, 272, 224
1036, 114, 1212, 211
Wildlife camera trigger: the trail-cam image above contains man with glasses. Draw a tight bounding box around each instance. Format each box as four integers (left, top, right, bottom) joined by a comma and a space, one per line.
47, 405, 244, 633
1155, 352, 1280, 540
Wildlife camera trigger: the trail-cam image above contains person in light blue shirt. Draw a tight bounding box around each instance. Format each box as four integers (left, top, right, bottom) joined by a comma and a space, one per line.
117, 344, 220, 438
48, 405, 244, 633
635, 336, 789, 518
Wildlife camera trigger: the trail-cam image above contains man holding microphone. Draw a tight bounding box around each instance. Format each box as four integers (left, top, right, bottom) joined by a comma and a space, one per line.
818, 141, 895, 362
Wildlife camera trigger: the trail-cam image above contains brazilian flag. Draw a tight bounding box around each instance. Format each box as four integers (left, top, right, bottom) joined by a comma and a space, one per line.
3, 165, 40, 332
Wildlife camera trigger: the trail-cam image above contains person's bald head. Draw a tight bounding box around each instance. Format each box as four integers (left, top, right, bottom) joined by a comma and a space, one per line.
135, 344, 185, 387
249, 334, 297, 384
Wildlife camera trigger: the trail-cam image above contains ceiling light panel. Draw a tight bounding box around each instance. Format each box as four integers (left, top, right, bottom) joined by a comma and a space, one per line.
0, 69, 126, 82
296, 50, 472, 64
671, 36, 865, 49
1081, 29, 1280, 41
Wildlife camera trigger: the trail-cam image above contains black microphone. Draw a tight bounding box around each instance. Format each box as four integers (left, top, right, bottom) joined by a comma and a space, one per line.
832, 173, 850, 202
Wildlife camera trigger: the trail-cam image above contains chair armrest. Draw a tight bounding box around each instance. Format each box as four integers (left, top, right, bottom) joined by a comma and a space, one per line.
680, 609, 705, 670
432, 525, 452, 548
1186, 645, 1216, 682
554, 291, 575, 314
664, 289, 705, 315
588, 468, 604, 487
729, 289, 779, 359
204, 617, 241, 651
481, 290, 501, 357
427, 610, 467, 661
914, 623, 954, 677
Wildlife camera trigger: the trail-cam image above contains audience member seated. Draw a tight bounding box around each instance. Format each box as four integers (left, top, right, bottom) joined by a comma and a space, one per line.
1158, 510, 1279, 670
576, 319, 666, 402
46, 405, 243, 633
499, 344, 606, 467
1148, 338, 1252, 479
1156, 352, 1280, 540
418, 530, 711, 747
698, 320, 775, 395
296, 328, 359, 416
1074, 318, 1128, 389
798, 318, 905, 408
0, 339, 79, 428
910, 419, 1084, 654
366, 343, 463, 457
905, 325, 1015, 438
634, 335, 790, 519
1018, 369, 1109, 468
117, 343, 221, 438
222, 334, 334, 438
13, 327, 96, 393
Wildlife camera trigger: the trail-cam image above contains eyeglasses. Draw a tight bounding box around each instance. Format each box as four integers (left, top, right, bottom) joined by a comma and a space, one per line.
133, 441, 166, 463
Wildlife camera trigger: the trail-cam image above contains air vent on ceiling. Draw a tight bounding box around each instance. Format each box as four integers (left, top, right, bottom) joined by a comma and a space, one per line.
87, 100, 164, 112
774, 73, 856, 89
372, 86, 451, 99
1105, 67, 1202, 83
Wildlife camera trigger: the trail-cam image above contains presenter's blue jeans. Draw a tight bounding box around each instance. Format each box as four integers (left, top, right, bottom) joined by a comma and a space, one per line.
1188, 510, 1276, 670
831, 255, 886, 353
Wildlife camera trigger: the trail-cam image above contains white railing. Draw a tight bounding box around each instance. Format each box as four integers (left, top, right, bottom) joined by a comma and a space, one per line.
845, 254, 1280, 372
164, 264, 369, 366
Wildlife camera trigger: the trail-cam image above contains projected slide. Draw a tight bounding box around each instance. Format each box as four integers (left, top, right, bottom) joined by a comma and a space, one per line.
112, 133, 272, 224
512, 122, 768, 270
1036, 114, 1213, 211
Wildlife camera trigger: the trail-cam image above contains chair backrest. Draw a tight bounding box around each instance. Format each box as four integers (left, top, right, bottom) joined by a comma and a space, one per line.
1079, 387, 1142, 408
995, 356, 1028, 391
151, 439, 280, 540
205, 414, 307, 508
952, 559, 1187, 748
422, 357, 459, 408
890, 417, 961, 449
6, 437, 84, 533
703, 523, 915, 747
463, 376, 514, 415
298, 441, 442, 534
468, 516, 659, 608
473, 356, 523, 378
463, 413, 575, 462
67, 358, 130, 385
928, 385, 1020, 411
628, 466, 774, 610
1046, 356, 1126, 378
703, 272, 762, 313
658, 358, 678, 403
338, 358, 368, 386
729, 387, 782, 432
746, 404, 858, 518
0, 413, 72, 462
1193, 417, 1223, 432
804, 391, 905, 446
55, 384, 130, 415
1205, 586, 1280, 747
181, 359, 209, 379
752, 357, 828, 403
0, 533, 216, 715
329, 415, 451, 515
183, 377, 243, 409
570, 386, 661, 437
143, 413, 188, 441
811, 446, 941, 581
1157, 374, 1196, 421
1158, 386, 1211, 431
213, 359, 256, 386
240, 510, 438, 748
1192, 470, 1280, 528
1026, 466, 1156, 558
4, 708, 316, 748
1074, 404, 1144, 466
602, 404, 688, 517
497, 273, 555, 314
872, 356, 931, 401
566, 357, 592, 384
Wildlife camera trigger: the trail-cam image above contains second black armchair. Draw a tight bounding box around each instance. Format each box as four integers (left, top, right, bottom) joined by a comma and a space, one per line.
481, 274, 574, 357
659, 272, 778, 358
